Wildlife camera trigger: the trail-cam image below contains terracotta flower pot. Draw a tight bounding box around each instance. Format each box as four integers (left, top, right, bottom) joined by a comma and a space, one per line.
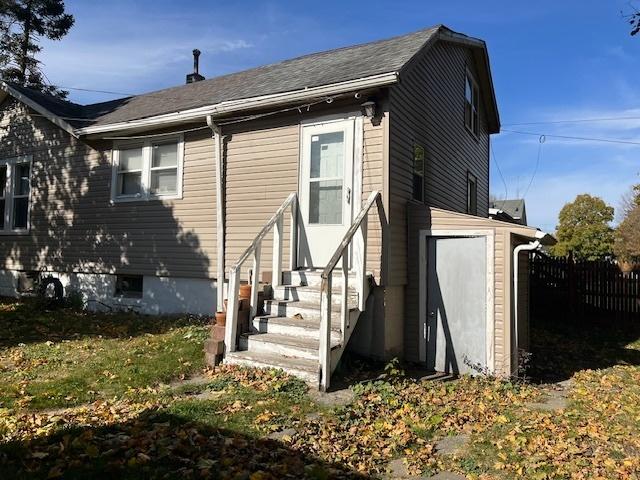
239, 284, 252, 300
215, 311, 226, 327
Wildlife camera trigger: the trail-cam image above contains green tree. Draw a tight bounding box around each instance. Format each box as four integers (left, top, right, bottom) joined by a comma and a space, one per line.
614, 184, 640, 269
614, 205, 640, 266
550, 194, 615, 260
0, 0, 74, 98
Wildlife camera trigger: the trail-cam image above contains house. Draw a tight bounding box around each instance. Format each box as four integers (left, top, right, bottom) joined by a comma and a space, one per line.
0, 25, 554, 390
489, 198, 528, 225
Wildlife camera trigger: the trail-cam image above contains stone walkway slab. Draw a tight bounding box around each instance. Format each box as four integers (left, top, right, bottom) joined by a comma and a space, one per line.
435, 434, 470, 456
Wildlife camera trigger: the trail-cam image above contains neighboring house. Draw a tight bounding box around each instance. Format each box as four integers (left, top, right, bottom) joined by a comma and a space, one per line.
489, 198, 528, 225
0, 25, 553, 389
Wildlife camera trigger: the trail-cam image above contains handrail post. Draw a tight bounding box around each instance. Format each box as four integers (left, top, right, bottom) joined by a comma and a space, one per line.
273, 216, 283, 287
319, 275, 332, 391
341, 252, 349, 336
289, 196, 298, 270
250, 241, 262, 318
357, 214, 368, 311
225, 268, 240, 353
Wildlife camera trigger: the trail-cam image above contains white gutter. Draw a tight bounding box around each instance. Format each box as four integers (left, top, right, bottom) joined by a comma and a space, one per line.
1, 81, 79, 138
512, 231, 547, 368
206, 115, 225, 311
75, 72, 399, 136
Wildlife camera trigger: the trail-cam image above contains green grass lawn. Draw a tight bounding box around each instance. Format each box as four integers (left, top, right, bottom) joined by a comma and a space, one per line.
0, 298, 210, 410
1, 299, 640, 479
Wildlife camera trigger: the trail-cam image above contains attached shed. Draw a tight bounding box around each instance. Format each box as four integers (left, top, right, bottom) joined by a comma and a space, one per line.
406, 204, 554, 377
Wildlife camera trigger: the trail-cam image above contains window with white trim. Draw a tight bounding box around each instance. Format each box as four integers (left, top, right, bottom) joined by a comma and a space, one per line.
0, 156, 32, 233
111, 135, 183, 201
464, 71, 480, 137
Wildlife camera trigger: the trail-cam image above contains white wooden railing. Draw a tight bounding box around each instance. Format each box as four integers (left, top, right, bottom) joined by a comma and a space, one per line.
319, 190, 384, 391
224, 192, 298, 352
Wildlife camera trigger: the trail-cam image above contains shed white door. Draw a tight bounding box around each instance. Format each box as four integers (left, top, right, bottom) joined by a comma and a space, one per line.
426, 236, 487, 375
298, 119, 354, 268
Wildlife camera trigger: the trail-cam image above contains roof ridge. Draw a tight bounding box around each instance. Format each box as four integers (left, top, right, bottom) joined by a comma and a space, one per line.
78, 24, 444, 109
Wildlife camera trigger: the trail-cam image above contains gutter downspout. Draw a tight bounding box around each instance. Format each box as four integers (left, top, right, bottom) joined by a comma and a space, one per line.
512, 238, 540, 371
207, 115, 225, 311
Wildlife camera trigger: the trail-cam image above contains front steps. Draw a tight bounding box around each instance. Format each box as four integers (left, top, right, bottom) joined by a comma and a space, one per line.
224, 269, 364, 385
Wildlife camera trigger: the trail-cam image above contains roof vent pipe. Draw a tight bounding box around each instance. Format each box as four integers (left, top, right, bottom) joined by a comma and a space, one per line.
186, 49, 205, 84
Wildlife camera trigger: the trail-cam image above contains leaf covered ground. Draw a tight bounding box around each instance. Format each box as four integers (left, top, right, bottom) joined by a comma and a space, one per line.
1, 299, 640, 479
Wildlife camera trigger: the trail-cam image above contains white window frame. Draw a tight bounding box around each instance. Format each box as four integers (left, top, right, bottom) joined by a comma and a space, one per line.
464, 69, 480, 138
111, 134, 184, 202
0, 155, 33, 235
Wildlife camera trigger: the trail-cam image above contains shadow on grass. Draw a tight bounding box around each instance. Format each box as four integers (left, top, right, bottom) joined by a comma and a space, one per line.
0, 408, 368, 480
529, 315, 640, 383
0, 297, 210, 349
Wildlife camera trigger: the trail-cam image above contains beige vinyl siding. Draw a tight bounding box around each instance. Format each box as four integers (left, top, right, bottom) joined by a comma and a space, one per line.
362, 114, 385, 279
223, 120, 299, 280
405, 204, 540, 375
0, 100, 217, 278
222, 104, 386, 282
387, 41, 491, 287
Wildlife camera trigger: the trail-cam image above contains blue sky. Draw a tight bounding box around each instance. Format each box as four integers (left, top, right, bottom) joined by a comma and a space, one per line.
38, 0, 640, 231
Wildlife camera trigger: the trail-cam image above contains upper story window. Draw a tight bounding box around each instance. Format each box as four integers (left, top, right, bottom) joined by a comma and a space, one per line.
111, 135, 183, 202
464, 71, 480, 137
467, 171, 478, 216
412, 144, 425, 202
0, 156, 32, 234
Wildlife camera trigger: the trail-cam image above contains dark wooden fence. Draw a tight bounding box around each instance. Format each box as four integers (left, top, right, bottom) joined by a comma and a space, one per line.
530, 253, 640, 321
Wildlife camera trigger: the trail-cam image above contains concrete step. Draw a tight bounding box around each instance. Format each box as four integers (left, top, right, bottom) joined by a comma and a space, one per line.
282, 270, 359, 288
263, 298, 357, 320
224, 350, 319, 384
252, 315, 341, 342
239, 332, 340, 360
272, 284, 358, 306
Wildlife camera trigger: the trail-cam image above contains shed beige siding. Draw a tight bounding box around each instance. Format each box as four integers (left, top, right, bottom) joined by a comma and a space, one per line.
406, 204, 539, 376
0, 100, 217, 278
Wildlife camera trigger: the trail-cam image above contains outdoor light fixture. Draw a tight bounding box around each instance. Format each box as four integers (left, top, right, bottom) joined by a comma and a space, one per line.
360, 100, 377, 119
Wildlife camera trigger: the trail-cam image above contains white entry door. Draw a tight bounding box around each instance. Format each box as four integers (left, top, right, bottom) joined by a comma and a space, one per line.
298, 119, 354, 268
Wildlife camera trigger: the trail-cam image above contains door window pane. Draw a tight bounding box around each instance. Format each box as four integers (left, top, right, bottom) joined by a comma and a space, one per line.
310, 131, 344, 179
152, 143, 178, 168
117, 172, 142, 195
0, 200, 4, 229
150, 169, 177, 194
14, 163, 30, 196
118, 147, 143, 171
309, 180, 342, 224
12, 197, 28, 229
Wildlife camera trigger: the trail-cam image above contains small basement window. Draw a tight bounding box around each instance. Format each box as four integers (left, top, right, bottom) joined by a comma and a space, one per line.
467, 172, 478, 216
412, 144, 425, 202
115, 275, 144, 298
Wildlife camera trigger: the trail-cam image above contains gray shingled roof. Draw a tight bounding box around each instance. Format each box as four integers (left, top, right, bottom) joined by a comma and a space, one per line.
490, 199, 526, 219
4, 26, 443, 128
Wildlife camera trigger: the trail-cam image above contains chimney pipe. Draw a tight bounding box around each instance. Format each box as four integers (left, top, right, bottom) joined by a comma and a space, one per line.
186, 49, 205, 84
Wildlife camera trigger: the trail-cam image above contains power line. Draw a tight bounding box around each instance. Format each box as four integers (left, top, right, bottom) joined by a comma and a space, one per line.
500, 129, 640, 146
489, 137, 508, 200
502, 116, 640, 127
522, 135, 545, 199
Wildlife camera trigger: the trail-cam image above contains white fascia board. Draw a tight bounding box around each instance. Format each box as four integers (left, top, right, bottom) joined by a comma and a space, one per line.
1, 81, 79, 138
74, 72, 399, 136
